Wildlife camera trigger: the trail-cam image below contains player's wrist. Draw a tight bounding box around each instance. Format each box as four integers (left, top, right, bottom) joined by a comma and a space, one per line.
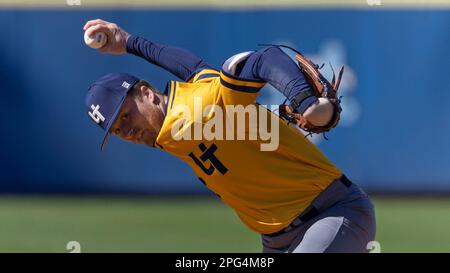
121, 32, 131, 53
294, 96, 318, 115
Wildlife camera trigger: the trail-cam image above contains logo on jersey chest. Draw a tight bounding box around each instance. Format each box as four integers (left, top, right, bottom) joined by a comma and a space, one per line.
188, 143, 228, 176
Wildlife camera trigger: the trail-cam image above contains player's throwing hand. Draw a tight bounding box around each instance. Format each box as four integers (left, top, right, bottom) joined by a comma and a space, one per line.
83, 19, 130, 54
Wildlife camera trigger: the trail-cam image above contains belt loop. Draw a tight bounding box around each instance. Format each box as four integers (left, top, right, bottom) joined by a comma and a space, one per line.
340, 174, 352, 188
299, 206, 319, 222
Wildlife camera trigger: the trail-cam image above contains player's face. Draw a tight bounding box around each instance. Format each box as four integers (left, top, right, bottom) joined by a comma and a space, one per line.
109, 86, 165, 148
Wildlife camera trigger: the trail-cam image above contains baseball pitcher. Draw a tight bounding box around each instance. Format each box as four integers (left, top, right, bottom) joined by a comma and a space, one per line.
83, 19, 376, 253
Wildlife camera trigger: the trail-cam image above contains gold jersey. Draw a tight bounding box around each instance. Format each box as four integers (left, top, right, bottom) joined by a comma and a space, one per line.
156, 68, 342, 234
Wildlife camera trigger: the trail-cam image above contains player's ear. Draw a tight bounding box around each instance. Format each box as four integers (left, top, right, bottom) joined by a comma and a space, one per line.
140, 85, 160, 105
139, 85, 152, 101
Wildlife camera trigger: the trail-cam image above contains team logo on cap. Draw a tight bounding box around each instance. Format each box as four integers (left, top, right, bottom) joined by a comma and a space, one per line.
122, 81, 131, 89
88, 104, 105, 124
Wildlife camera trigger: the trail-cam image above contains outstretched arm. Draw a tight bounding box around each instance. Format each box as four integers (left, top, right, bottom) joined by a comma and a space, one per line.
83, 19, 211, 81
126, 36, 211, 81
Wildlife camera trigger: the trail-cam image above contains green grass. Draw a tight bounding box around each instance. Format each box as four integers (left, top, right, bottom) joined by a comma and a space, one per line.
0, 196, 448, 253
373, 198, 450, 253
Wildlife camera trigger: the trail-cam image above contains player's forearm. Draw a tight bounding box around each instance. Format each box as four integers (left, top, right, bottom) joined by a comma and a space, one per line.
126, 35, 211, 81
251, 47, 318, 114
245, 47, 336, 125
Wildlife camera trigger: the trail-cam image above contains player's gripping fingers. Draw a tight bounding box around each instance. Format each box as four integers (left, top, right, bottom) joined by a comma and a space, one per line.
98, 43, 113, 54
83, 18, 109, 31
85, 24, 111, 39
84, 19, 129, 54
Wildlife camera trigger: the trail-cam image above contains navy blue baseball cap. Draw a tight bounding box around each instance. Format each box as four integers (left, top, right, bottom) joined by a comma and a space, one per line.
86, 73, 140, 151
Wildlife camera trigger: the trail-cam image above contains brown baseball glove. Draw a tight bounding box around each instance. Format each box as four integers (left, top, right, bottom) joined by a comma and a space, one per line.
277, 46, 345, 135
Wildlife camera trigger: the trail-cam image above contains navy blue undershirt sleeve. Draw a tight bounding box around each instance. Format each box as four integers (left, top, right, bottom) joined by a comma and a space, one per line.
237, 46, 318, 114
126, 35, 212, 82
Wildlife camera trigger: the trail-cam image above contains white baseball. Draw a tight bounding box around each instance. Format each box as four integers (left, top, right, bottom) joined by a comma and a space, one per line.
84, 27, 107, 49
